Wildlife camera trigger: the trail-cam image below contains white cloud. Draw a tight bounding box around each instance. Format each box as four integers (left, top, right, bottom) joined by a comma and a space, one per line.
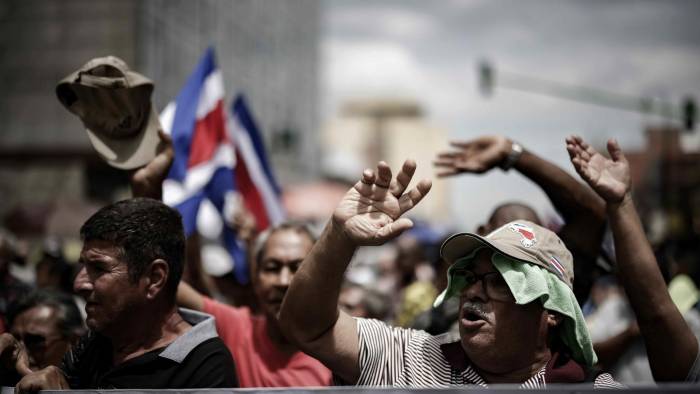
321, 0, 700, 227
328, 5, 436, 40
323, 39, 424, 94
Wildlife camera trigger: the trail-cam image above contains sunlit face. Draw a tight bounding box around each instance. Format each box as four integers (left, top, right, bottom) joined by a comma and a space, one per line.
458, 249, 551, 373
254, 230, 313, 321
74, 240, 143, 335
11, 305, 71, 370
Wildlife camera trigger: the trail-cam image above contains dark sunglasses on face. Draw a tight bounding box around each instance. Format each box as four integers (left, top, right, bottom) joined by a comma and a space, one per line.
14, 332, 62, 351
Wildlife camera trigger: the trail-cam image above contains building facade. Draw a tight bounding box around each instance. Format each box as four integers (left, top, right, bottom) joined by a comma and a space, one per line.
0, 0, 320, 237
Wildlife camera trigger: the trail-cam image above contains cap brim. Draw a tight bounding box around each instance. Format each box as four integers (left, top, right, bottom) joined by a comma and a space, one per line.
85, 106, 161, 170
440, 232, 535, 267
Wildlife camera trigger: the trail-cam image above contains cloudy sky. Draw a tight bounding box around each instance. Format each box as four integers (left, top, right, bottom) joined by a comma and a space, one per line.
321, 0, 700, 229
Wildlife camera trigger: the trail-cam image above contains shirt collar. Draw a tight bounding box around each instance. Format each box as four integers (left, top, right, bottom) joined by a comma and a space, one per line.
157, 308, 218, 363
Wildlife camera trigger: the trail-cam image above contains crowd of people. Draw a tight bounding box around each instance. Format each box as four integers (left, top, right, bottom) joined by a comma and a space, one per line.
1, 59, 700, 391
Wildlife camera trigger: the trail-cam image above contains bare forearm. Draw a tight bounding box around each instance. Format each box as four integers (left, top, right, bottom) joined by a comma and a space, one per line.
516, 149, 605, 223
608, 195, 697, 381
279, 219, 356, 343
608, 196, 674, 320
130, 177, 162, 200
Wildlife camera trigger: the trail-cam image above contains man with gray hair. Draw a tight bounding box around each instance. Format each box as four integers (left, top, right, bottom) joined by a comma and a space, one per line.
177, 222, 332, 387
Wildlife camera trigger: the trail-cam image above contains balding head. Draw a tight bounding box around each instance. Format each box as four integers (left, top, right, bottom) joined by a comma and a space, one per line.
478, 202, 541, 235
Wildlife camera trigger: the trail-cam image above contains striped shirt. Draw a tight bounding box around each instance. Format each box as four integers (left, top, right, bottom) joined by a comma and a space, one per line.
355, 318, 622, 389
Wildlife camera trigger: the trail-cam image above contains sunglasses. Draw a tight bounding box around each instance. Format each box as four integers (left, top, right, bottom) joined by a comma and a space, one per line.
451, 269, 513, 302
13, 332, 63, 351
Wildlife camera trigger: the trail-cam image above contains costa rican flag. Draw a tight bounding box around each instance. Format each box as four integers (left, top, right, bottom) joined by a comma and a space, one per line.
229, 94, 285, 231
160, 47, 283, 284
548, 254, 567, 282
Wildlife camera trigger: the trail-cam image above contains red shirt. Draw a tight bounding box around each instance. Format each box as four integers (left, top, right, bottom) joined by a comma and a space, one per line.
203, 297, 332, 387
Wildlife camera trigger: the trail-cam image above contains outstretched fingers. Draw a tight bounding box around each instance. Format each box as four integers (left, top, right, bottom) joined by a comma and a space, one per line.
390, 159, 416, 197
361, 168, 376, 185
398, 178, 432, 215
566, 136, 593, 181
565, 135, 589, 160
449, 140, 472, 149
607, 138, 626, 163
375, 161, 393, 189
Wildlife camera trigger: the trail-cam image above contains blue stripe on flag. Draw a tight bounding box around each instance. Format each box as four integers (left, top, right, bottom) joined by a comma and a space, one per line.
174, 192, 205, 236
168, 47, 217, 182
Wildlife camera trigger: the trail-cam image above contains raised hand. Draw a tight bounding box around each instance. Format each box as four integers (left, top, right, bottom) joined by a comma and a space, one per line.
0, 333, 32, 377
15, 365, 70, 394
566, 135, 630, 203
131, 129, 174, 199
434, 135, 511, 176
333, 160, 431, 246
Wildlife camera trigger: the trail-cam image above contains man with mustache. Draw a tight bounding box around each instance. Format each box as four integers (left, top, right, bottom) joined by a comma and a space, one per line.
279, 160, 621, 387
10, 198, 238, 393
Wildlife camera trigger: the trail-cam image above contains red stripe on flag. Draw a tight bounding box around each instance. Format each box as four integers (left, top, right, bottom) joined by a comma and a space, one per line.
188, 101, 228, 167
234, 147, 270, 230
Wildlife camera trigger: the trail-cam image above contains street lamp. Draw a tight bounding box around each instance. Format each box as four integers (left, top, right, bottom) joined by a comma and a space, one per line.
478, 60, 696, 132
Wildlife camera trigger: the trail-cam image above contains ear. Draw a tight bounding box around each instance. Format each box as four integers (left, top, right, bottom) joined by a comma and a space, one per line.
476, 224, 488, 236
143, 259, 170, 300
547, 311, 564, 328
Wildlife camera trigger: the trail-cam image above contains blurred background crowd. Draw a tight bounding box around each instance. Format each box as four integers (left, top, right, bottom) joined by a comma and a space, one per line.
1, 0, 700, 385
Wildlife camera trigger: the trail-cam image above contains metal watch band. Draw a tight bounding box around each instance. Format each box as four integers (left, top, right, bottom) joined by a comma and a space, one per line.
500, 141, 523, 171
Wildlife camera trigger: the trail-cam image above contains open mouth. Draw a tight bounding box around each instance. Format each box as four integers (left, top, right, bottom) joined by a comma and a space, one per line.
464, 311, 483, 322
461, 304, 488, 325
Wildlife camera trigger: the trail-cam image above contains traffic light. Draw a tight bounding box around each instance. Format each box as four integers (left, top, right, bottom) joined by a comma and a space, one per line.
478, 60, 494, 98
683, 97, 696, 131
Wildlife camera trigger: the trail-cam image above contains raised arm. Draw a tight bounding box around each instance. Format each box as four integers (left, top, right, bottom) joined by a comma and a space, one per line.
567, 135, 698, 381
278, 160, 431, 383
435, 135, 605, 250
435, 135, 606, 302
130, 130, 174, 200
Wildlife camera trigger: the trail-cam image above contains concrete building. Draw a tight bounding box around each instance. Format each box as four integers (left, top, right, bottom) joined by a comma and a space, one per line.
0, 0, 320, 239
321, 98, 451, 224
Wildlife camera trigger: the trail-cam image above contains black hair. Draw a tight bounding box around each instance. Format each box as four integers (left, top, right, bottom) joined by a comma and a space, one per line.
80, 198, 185, 300
7, 289, 85, 338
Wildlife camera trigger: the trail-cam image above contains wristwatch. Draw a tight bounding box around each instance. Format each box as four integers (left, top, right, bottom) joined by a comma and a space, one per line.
500, 141, 523, 171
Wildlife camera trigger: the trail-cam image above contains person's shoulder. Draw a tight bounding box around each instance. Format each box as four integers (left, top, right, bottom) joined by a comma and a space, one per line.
188, 336, 234, 358
356, 317, 444, 352
178, 336, 238, 388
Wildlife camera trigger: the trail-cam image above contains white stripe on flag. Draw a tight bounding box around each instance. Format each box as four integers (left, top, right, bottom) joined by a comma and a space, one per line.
162, 143, 235, 206
159, 101, 177, 135
228, 117, 285, 225
196, 70, 225, 119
